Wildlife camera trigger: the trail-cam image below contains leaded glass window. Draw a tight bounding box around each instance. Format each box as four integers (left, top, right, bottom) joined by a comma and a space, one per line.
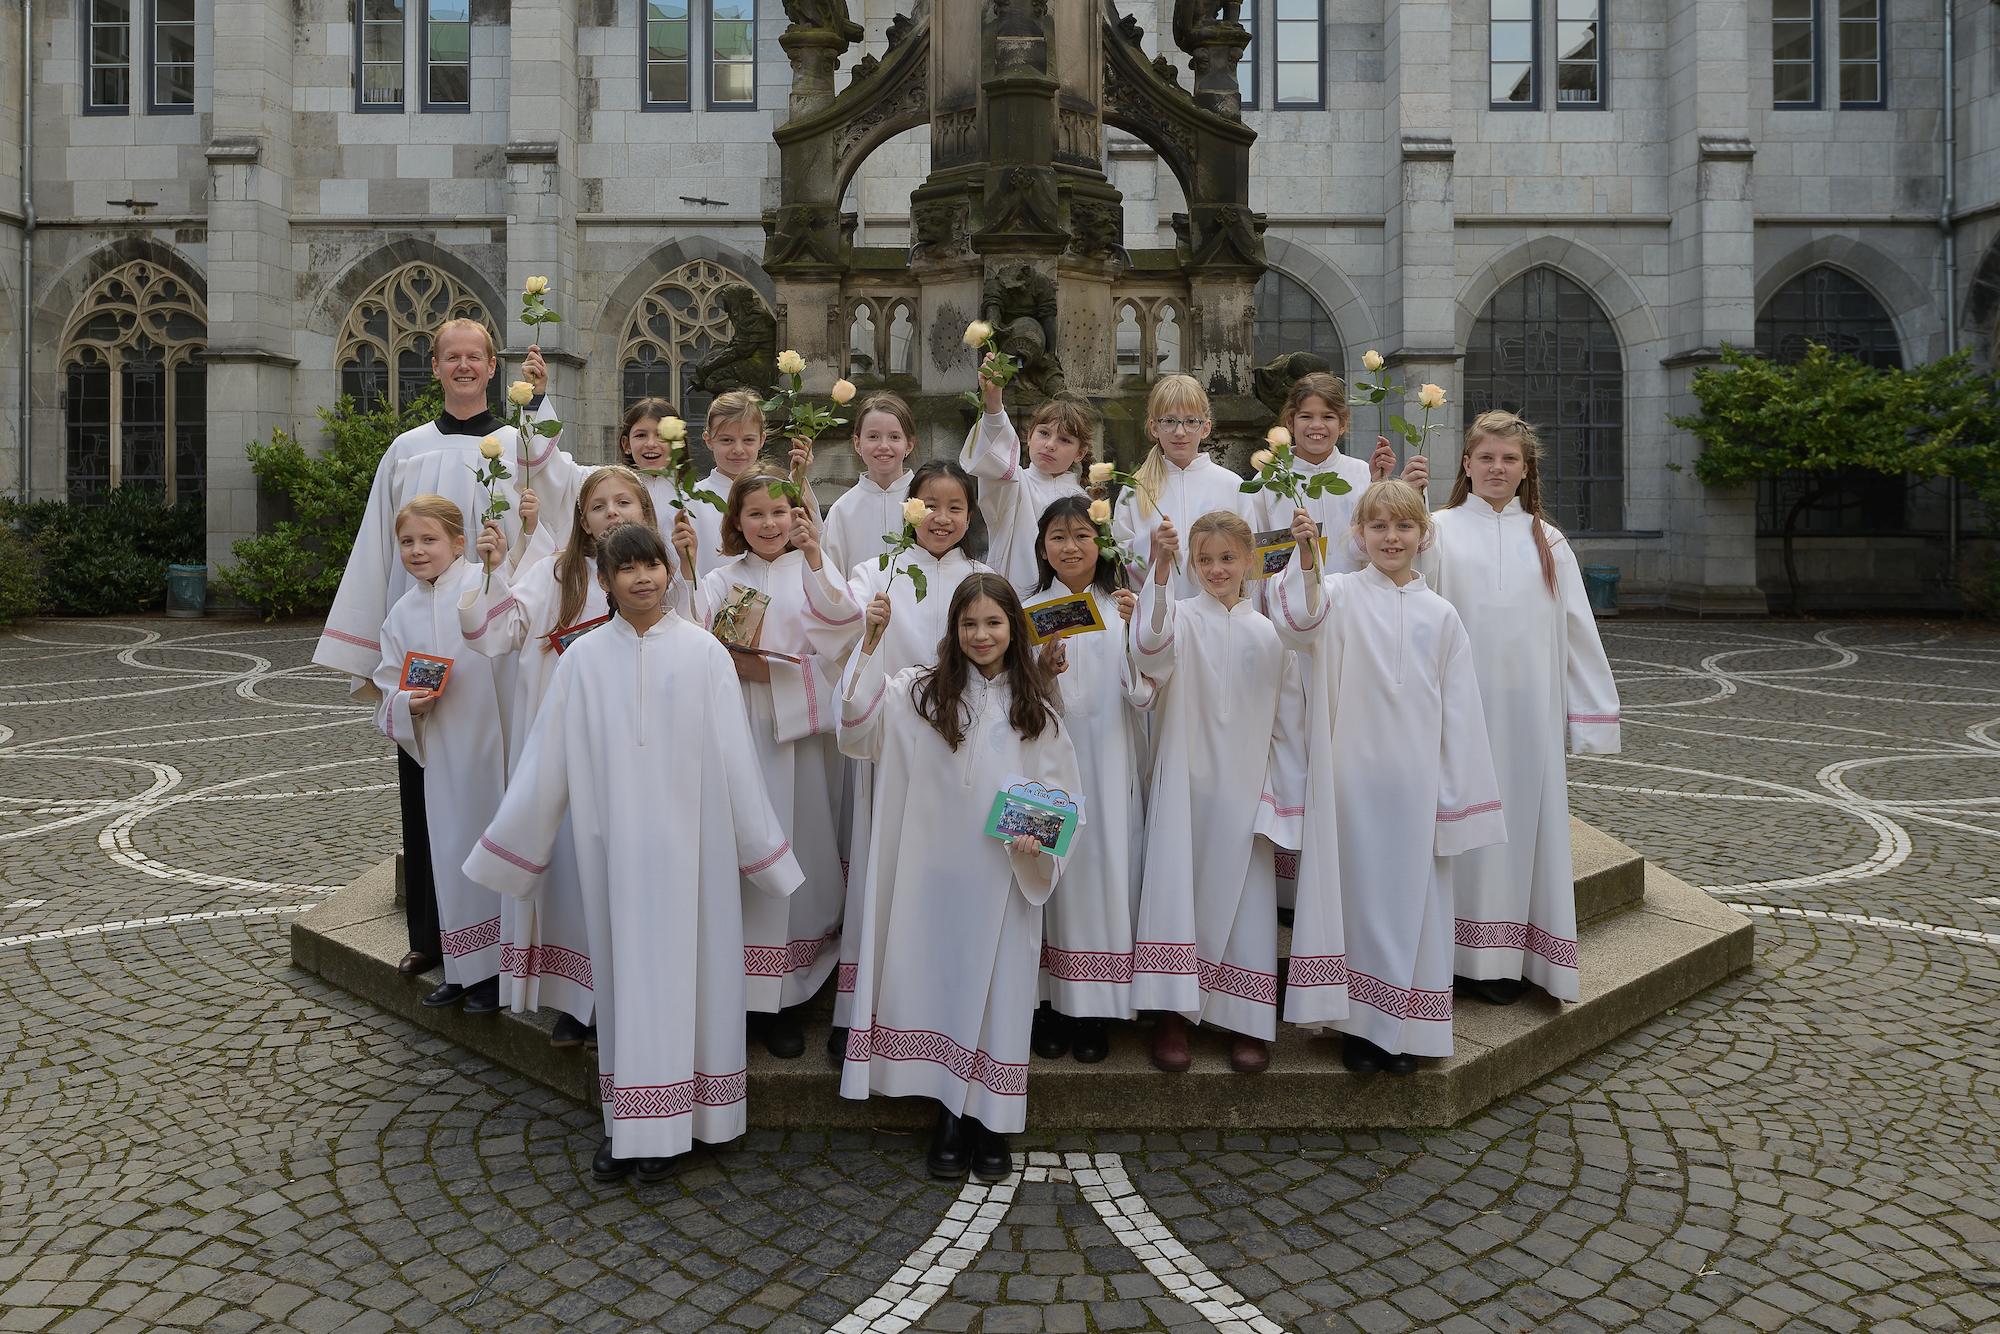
1253, 269, 1345, 372
1465, 267, 1625, 532
60, 260, 207, 504
619, 260, 769, 466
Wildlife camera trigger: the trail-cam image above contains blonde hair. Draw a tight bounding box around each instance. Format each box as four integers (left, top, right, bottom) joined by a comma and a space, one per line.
430, 318, 497, 361
1134, 374, 1211, 518
1282, 372, 1350, 433
1023, 395, 1098, 473
1447, 409, 1558, 594
1187, 510, 1255, 597
394, 494, 467, 543
549, 466, 660, 649
706, 388, 767, 436
1351, 480, 1432, 535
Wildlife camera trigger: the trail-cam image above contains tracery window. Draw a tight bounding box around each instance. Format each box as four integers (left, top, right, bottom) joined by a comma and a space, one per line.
620, 260, 770, 461
61, 260, 207, 504
1252, 269, 1344, 371
336, 261, 492, 414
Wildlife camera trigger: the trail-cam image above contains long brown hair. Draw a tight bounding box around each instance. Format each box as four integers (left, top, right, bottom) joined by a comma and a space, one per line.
1445, 409, 1557, 595
617, 397, 676, 464
548, 466, 659, 649
914, 574, 1061, 752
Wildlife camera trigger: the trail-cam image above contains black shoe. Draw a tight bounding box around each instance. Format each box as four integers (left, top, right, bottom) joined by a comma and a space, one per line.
926, 1107, 970, 1180
1070, 1018, 1110, 1065
827, 1025, 850, 1064
461, 978, 501, 1015
550, 1013, 591, 1048
1385, 1050, 1419, 1076
421, 982, 466, 1008
636, 1157, 676, 1184
591, 1137, 632, 1182
1031, 1004, 1071, 1060
764, 1007, 806, 1060
969, 1120, 1012, 1182
1341, 1035, 1383, 1074
1467, 976, 1528, 1006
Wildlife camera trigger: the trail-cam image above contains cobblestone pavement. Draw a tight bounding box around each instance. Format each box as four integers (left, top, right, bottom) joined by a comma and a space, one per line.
2, 616, 1997, 1334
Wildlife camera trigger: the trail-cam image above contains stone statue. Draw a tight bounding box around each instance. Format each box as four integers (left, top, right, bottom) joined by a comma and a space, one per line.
1252, 351, 1334, 416
781, 0, 863, 44
982, 263, 1067, 398
689, 284, 778, 395
1171, 1, 1244, 55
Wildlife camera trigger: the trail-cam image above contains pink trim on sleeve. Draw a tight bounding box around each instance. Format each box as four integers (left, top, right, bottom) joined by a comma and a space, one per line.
517, 434, 557, 469
478, 833, 550, 874
1437, 800, 1502, 824
802, 656, 820, 734
1567, 712, 1620, 724
740, 841, 793, 876
1258, 791, 1304, 818
803, 566, 861, 625
325, 628, 381, 651
1274, 572, 1322, 633
463, 595, 519, 640
843, 679, 886, 729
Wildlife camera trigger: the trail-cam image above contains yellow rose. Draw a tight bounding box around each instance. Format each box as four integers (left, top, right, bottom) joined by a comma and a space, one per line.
524, 276, 550, 297
1361, 349, 1385, 373
1418, 383, 1447, 409
1265, 426, 1292, 449
507, 380, 535, 406
963, 320, 994, 348
776, 349, 806, 377
1250, 449, 1275, 471
1087, 462, 1115, 486
478, 435, 503, 460
901, 498, 929, 526
830, 378, 857, 405
659, 415, 688, 444
1087, 498, 1112, 525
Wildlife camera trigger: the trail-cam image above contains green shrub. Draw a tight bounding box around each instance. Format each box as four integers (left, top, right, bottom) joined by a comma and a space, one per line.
0, 488, 205, 616
220, 392, 441, 619
0, 523, 43, 624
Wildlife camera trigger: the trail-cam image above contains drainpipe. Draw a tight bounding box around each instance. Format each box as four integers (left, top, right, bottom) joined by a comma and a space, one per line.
17, 0, 31, 500
1941, 0, 1958, 574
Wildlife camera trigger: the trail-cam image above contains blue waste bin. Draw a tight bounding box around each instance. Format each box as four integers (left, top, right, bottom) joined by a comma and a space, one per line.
1581, 564, 1620, 617
165, 563, 207, 618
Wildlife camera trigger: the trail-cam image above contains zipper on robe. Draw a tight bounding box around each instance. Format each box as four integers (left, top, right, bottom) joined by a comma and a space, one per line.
636, 630, 648, 746
1394, 588, 1405, 687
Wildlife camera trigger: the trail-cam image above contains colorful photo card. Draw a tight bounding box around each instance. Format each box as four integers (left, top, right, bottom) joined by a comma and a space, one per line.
400, 650, 454, 694
983, 776, 1083, 857
1250, 524, 1327, 580
1021, 590, 1106, 645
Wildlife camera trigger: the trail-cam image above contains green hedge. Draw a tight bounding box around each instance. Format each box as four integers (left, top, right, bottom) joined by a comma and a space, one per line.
0, 488, 205, 617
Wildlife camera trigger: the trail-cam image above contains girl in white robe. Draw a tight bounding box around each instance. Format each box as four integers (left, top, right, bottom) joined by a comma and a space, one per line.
1110, 375, 1255, 600
371, 495, 507, 1009
1420, 412, 1621, 1004
821, 392, 919, 577
1018, 496, 1146, 1063
960, 358, 1089, 588
456, 466, 680, 1040
618, 390, 773, 579
803, 459, 993, 1047
1271, 482, 1507, 1072
698, 474, 850, 1057
1130, 511, 1289, 1075
463, 522, 802, 1181
837, 573, 1082, 1181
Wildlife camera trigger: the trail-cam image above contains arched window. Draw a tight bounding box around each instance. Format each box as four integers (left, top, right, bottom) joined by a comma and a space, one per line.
61, 260, 207, 505
336, 261, 492, 414
619, 259, 767, 460
1253, 269, 1344, 370
1465, 266, 1625, 532
1755, 265, 1913, 534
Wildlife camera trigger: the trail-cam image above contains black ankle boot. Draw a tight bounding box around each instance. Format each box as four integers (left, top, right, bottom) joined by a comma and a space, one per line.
1341, 1035, 1383, 1074
970, 1119, 1012, 1182
1031, 1004, 1071, 1060
1070, 1018, 1110, 1064
764, 1006, 805, 1059
591, 1137, 631, 1181
926, 1106, 970, 1180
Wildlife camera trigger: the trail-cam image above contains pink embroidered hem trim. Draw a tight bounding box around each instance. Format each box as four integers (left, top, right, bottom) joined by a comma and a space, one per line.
478, 834, 550, 875
1286, 953, 1348, 988
1454, 918, 1580, 971
440, 915, 501, 957
745, 929, 839, 978
1567, 712, 1620, 724
836, 961, 857, 993
597, 1069, 746, 1120
1130, 942, 1277, 1006
502, 942, 593, 989
1437, 800, 1502, 824
1273, 850, 1300, 880
843, 1022, 1028, 1097
1040, 943, 1135, 984
1348, 967, 1451, 1022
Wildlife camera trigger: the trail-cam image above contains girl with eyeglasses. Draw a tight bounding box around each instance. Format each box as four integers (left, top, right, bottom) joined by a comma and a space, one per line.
1109, 375, 1256, 600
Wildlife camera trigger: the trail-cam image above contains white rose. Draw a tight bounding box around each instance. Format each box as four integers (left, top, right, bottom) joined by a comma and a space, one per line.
659, 416, 688, 444
1418, 383, 1447, 410
1250, 449, 1275, 472
1265, 426, 1292, 449
1087, 462, 1115, 486
1087, 498, 1112, 525
507, 380, 535, 406
524, 276, 550, 297
902, 498, 929, 525
1362, 349, 1384, 372
478, 435, 503, 460
963, 320, 994, 348
830, 378, 857, 405
776, 349, 806, 377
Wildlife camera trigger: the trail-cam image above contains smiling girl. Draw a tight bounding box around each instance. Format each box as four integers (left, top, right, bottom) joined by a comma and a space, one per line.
1109, 375, 1254, 598
960, 354, 1091, 588
822, 392, 920, 577
835, 574, 1082, 1182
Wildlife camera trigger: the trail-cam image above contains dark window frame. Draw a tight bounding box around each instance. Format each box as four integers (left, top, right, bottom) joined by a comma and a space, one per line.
1552, 0, 1607, 111
1835, 0, 1887, 110
354, 0, 407, 114
1271, 0, 1326, 111
83, 0, 132, 116
704, 0, 759, 112
640, 0, 695, 112
1489, 0, 1541, 111
418, 0, 471, 115
1237, 2, 1258, 110
145, 0, 196, 115
1773, 0, 1821, 110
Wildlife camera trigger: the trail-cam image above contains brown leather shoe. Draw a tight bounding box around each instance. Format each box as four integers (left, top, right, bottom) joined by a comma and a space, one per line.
1150, 1013, 1191, 1073
398, 951, 437, 977
1229, 1034, 1270, 1074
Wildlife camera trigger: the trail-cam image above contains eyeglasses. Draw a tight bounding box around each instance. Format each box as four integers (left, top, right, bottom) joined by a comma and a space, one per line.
1155, 416, 1209, 433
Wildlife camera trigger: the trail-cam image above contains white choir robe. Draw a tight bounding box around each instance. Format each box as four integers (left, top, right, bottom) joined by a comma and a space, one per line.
962, 411, 1086, 589
821, 469, 915, 579
1272, 560, 1508, 1057
1128, 582, 1288, 1040
1109, 452, 1254, 599
315, 399, 571, 688
699, 550, 848, 1011
688, 468, 744, 580
462, 611, 803, 1159
372, 560, 508, 987
456, 553, 618, 1021
1021, 583, 1151, 1019
1420, 501, 1621, 1001
809, 547, 992, 1027
836, 651, 1083, 1132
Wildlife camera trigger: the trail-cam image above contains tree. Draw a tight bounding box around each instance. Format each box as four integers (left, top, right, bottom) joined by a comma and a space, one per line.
1672, 345, 2000, 611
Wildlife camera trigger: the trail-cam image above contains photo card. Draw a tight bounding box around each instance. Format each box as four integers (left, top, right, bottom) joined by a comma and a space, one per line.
984, 791, 1080, 858
400, 650, 454, 695
1021, 590, 1106, 645
1249, 524, 1328, 580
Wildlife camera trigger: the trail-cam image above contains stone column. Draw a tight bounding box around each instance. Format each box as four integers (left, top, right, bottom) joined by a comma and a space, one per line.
1660, 0, 1765, 611
203, 0, 298, 573
505, 0, 581, 401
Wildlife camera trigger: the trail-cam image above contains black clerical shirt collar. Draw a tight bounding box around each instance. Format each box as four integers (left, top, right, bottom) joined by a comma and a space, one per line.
436, 406, 506, 437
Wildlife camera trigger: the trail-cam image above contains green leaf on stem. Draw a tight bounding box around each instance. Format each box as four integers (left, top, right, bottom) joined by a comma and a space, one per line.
908, 565, 927, 602
533, 419, 564, 438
